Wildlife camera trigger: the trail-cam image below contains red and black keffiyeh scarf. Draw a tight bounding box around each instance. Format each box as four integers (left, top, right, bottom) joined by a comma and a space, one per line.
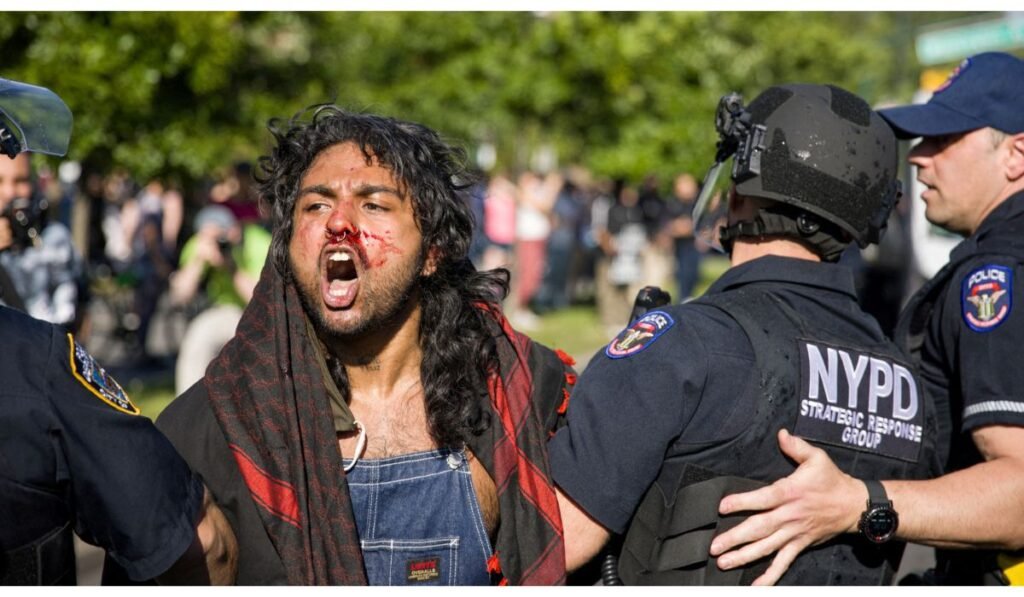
202, 261, 567, 585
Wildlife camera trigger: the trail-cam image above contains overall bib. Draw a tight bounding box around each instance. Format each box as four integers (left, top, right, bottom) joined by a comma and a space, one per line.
343, 448, 493, 585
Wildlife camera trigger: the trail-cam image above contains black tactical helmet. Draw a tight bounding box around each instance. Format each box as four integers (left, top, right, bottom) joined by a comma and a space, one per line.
731, 83, 900, 248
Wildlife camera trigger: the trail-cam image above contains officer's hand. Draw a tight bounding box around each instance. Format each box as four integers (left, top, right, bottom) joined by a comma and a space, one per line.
0, 216, 12, 251
708, 429, 865, 586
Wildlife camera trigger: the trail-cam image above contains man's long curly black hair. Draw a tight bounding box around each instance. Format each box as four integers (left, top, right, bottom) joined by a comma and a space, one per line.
256, 105, 508, 448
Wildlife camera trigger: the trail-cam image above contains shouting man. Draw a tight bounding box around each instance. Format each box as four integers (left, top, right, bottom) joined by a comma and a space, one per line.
154, 106, 574, 585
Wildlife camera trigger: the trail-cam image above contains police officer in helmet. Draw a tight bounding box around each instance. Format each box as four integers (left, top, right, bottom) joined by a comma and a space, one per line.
548, 83, 944, 585
711, 52, 1024, 586
0, 77, 237, 585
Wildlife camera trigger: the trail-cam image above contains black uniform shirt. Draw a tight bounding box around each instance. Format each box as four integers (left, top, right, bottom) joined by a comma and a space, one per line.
0, 306, 203, 581
919, 193, 1024, 458
548, 256, 864, 533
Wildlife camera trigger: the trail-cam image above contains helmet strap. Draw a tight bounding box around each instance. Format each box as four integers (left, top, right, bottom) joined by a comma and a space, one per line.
719, 205, 849, 262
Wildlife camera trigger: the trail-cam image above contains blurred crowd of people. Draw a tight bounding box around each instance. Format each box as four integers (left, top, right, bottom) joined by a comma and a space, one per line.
468, 167, 711, 335
0, 156, 271, 393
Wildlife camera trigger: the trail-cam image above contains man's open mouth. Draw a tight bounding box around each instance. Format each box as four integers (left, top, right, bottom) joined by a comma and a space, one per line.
323, 248, 359, 308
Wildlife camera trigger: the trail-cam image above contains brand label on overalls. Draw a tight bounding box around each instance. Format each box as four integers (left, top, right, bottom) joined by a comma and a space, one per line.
406, 557, 441, 582
795, 340, 924, 462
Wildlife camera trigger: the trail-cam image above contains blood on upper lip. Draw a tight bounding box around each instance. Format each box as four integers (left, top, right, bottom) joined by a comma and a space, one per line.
325, 229, 361, 245
322, 228, 403, 268
324, 228, 367, 265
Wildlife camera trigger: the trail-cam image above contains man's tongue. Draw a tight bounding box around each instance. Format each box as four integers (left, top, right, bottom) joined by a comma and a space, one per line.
324, 278, 358, 308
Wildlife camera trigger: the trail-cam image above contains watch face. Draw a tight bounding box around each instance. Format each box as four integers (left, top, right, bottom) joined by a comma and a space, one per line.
864, 507, 898, 543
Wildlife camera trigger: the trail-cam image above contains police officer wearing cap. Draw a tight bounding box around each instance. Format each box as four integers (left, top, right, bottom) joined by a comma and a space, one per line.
548, 83, 944, 585
710, 52, 1024, 586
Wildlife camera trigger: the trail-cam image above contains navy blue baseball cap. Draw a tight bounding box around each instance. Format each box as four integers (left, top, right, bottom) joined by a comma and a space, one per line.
879, 52, 1024, 139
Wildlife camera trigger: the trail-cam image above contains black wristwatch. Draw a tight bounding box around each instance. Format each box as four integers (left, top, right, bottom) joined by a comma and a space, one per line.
858, 480, 899, 544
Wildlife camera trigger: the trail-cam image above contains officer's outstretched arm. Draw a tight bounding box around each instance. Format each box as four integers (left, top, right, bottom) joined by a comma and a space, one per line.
709, 426, 1024, 584
157, 487, 239, 585
556, 487, 611, 572
876, 424, 1024, 550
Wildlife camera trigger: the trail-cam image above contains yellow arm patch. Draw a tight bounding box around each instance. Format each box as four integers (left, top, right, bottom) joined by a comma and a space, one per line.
67, 333, 140, 415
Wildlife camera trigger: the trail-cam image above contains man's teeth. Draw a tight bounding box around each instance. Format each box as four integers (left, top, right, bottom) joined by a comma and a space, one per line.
329, 252, 352, 262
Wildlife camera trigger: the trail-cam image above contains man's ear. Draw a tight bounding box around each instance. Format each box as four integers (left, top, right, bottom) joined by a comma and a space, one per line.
422, 245, 440, 276
1007, 133, 1024, 182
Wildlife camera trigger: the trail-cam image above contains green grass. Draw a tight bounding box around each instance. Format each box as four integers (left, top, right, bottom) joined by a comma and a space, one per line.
128, 379, 177, 420
528, 305, 609, 365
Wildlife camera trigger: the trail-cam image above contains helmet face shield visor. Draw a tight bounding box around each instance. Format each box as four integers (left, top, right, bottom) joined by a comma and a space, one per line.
0, 78, 73, 158
691, 160, 730, 253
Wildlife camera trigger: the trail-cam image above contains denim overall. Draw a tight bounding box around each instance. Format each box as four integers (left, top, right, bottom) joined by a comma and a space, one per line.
342, 448, 494, 585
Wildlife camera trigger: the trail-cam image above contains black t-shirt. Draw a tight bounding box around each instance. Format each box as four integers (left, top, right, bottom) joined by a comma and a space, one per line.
0, 306, 202, 581
548, 256, 872, 534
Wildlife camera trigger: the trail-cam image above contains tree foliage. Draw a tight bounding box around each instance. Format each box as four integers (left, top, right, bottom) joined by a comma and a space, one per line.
0, 12, 981, 186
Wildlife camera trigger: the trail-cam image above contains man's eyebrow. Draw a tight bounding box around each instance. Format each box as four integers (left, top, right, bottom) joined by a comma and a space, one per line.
354, 183, 405, 200
296, 183, 405, 200
297, 183, 335, 198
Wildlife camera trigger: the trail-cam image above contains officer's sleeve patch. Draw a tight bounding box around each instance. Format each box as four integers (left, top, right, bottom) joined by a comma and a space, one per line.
962, 264, 1013, 332
67, 334, 140, 415
605, 310, 674, 359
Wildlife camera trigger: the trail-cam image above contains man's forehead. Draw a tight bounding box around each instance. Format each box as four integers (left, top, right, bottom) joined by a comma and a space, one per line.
303, 142, 408, 192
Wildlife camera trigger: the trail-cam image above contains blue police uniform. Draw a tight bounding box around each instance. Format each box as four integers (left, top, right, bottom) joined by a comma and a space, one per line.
549, 255, 943, 584
0, 305, 203, 585
896, 191, 1024, 583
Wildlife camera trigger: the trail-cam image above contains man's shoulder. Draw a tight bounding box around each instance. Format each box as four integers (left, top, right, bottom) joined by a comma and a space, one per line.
526, 340, 572, 372
663, 300, 752, 350
155, 382, 235, 490
156, 382, 216, 439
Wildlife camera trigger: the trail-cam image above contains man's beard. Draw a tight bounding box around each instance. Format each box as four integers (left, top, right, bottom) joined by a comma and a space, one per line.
291, 248, 425, 343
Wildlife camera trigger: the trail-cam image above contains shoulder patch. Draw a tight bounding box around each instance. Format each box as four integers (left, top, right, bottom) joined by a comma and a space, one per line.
605, 310, 674, 359
67, 334, 139, 415
962, 264, 1013, 332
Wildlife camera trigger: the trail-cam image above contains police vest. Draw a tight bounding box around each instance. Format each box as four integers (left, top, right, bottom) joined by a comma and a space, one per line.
895, 224, 1024, 586
618, 284, 942, 585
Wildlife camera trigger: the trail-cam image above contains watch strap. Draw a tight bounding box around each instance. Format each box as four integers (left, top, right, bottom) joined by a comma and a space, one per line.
864, 479, 890, 506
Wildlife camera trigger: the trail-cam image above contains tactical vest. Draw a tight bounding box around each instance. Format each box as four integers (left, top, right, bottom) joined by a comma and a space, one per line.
895, 225, 1024, 586
619, 285, 941, 585
0, 522, 75, 585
